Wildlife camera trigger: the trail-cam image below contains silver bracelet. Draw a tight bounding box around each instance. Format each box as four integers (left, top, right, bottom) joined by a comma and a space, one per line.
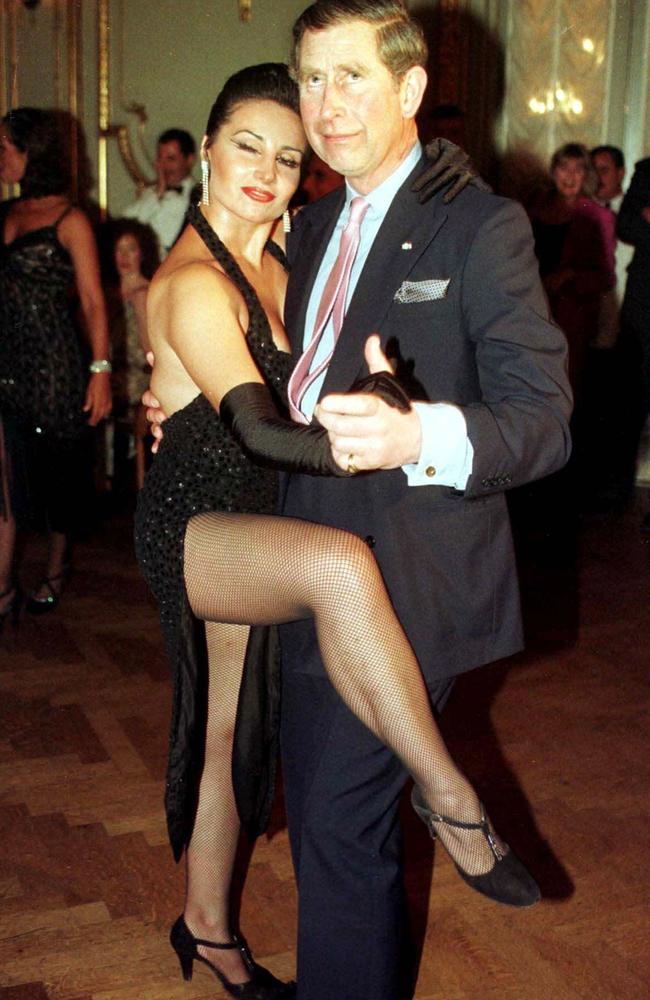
89, 359, 112, 374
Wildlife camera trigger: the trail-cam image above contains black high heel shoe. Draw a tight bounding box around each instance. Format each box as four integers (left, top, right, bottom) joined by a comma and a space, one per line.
0, 584, 22, 633
411, 786, 541, 908
170, 915, 296, 998
26, 569, 68, 615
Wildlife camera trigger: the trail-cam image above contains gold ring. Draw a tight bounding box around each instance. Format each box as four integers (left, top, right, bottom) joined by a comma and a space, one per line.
347, 453, 359, 475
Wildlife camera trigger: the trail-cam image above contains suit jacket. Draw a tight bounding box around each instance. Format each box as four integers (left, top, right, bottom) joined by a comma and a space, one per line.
282, 159, 572, 683
617, 157, 650, 322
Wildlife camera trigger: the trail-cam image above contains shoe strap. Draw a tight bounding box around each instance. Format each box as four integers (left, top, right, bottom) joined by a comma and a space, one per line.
428, 805, 489, 832
429, 806, 506, 862
192, 934, 239, 950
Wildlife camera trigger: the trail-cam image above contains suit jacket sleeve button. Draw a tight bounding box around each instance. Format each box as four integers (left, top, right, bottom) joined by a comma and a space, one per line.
365, 535, 376, 548
425, 466, 436, 478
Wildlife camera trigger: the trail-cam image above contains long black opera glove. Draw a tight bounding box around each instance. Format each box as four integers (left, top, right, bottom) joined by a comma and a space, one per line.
220, 372, 412, 477
220, 382, 347, 476
411, 137, 492, 205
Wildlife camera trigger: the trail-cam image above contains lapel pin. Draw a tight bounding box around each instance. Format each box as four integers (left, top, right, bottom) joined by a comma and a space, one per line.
401, 241, 412, 250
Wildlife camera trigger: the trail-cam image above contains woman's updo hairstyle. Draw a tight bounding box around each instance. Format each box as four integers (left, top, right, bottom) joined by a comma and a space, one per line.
203, 63, 299, 150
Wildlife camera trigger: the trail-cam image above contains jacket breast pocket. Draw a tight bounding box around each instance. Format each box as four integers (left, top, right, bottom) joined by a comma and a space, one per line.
394, 278, 451, 304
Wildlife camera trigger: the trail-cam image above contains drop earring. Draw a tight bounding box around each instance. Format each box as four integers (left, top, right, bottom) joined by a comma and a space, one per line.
201, 158, 210, 206
282, 209, 292, 234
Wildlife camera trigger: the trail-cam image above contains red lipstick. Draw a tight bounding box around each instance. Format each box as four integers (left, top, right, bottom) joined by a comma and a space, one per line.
241, 187, 274, 203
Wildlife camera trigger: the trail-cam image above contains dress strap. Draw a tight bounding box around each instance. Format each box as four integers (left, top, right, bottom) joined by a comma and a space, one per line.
53, 202, 75, 228
265, 238, 289, 272
188, 204, 280, 330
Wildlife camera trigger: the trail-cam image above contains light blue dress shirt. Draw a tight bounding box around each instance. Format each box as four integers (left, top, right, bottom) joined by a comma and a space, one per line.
299, 141, 473, 489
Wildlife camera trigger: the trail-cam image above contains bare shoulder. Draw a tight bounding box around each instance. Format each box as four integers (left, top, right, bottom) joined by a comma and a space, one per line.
151, 257, 246, 330
57, 204, 92, 237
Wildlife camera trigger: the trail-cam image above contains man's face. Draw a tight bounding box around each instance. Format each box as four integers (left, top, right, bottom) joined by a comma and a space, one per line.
593, 151, 624, 202
155, 140, 194, 186
296, 20, 421, 195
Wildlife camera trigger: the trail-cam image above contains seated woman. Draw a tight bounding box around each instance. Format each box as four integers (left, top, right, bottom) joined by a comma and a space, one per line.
135, 63, 539, 1000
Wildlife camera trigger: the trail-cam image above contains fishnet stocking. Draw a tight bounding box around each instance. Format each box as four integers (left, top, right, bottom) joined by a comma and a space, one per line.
183, 621, 250, 984
184, 511, 508, 880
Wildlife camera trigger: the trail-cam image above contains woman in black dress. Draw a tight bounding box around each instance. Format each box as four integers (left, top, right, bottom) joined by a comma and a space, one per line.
135, 64, 538, 999
0, 108, 111, 621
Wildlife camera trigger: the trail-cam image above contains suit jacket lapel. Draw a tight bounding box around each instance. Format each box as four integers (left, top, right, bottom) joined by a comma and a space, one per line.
318, 159, 449, 399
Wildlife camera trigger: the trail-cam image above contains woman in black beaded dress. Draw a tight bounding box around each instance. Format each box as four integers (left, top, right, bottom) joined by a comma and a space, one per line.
135, 64, 539, 999
0, 108, 111, 623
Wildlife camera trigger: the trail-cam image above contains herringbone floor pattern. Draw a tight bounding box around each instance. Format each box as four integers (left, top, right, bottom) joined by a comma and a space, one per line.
1, 496, 648, 999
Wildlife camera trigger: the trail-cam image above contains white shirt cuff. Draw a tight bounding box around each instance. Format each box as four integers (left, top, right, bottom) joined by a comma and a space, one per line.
402, 402, 473, 489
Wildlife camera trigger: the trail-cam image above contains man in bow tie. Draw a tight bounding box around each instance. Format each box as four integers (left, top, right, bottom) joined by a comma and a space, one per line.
123, 127, 196, 259
278, 3, 572, 998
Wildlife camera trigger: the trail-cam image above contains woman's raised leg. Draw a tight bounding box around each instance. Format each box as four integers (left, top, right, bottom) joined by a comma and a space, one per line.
183, 510, 535, 893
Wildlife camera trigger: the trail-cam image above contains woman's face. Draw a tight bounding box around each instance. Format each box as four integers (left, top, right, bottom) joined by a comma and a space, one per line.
114, 233, 143, 277
204, 98, 307, 222
0, 125, 27, 186
552, 157, 586, 202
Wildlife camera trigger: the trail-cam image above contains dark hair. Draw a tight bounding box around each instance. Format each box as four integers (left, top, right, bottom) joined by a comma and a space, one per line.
291, 0, 427, 81
204, 63, 300, 149
591, 144, 625, 171
157, 128, 196, 158
2, 106, 70, 197
109, 218, 160, 281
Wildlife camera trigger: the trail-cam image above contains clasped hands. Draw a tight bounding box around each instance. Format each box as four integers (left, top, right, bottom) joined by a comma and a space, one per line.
142, 334, 422, 472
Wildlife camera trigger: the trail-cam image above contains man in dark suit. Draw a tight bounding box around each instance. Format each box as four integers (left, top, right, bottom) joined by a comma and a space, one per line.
279, 3, 572, 999
615, 156, 650, 524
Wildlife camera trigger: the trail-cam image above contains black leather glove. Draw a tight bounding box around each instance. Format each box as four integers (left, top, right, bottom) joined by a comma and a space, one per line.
411, 137, 491, 205
350, 370, 412, 412
220, 381, 348, 476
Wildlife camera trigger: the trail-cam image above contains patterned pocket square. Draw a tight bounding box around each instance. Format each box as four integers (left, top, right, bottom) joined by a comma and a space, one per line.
394, 278, 451, 303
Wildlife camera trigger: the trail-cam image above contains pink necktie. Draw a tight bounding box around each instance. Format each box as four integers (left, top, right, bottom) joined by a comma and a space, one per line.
288, 196, 370, 423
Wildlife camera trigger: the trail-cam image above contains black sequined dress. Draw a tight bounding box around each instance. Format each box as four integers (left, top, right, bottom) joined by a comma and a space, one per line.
134, 205, 293, 859
0, 200, 91, 530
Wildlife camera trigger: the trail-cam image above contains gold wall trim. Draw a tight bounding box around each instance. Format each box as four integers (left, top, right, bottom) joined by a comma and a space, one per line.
0, 1, 7, 118
97, 0, 109, 217
67, 0, 82, 200
97, 0, 153, 219
0, 0, 19, 201
5, 0, 18, 108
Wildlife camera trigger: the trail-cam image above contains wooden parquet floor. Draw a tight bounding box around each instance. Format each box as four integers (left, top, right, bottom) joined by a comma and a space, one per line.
1, 495, 649, 999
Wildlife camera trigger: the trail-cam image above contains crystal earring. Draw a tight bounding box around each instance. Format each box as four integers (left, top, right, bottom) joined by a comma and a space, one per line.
201, 158, 210, 206
282, 209, 292, 234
